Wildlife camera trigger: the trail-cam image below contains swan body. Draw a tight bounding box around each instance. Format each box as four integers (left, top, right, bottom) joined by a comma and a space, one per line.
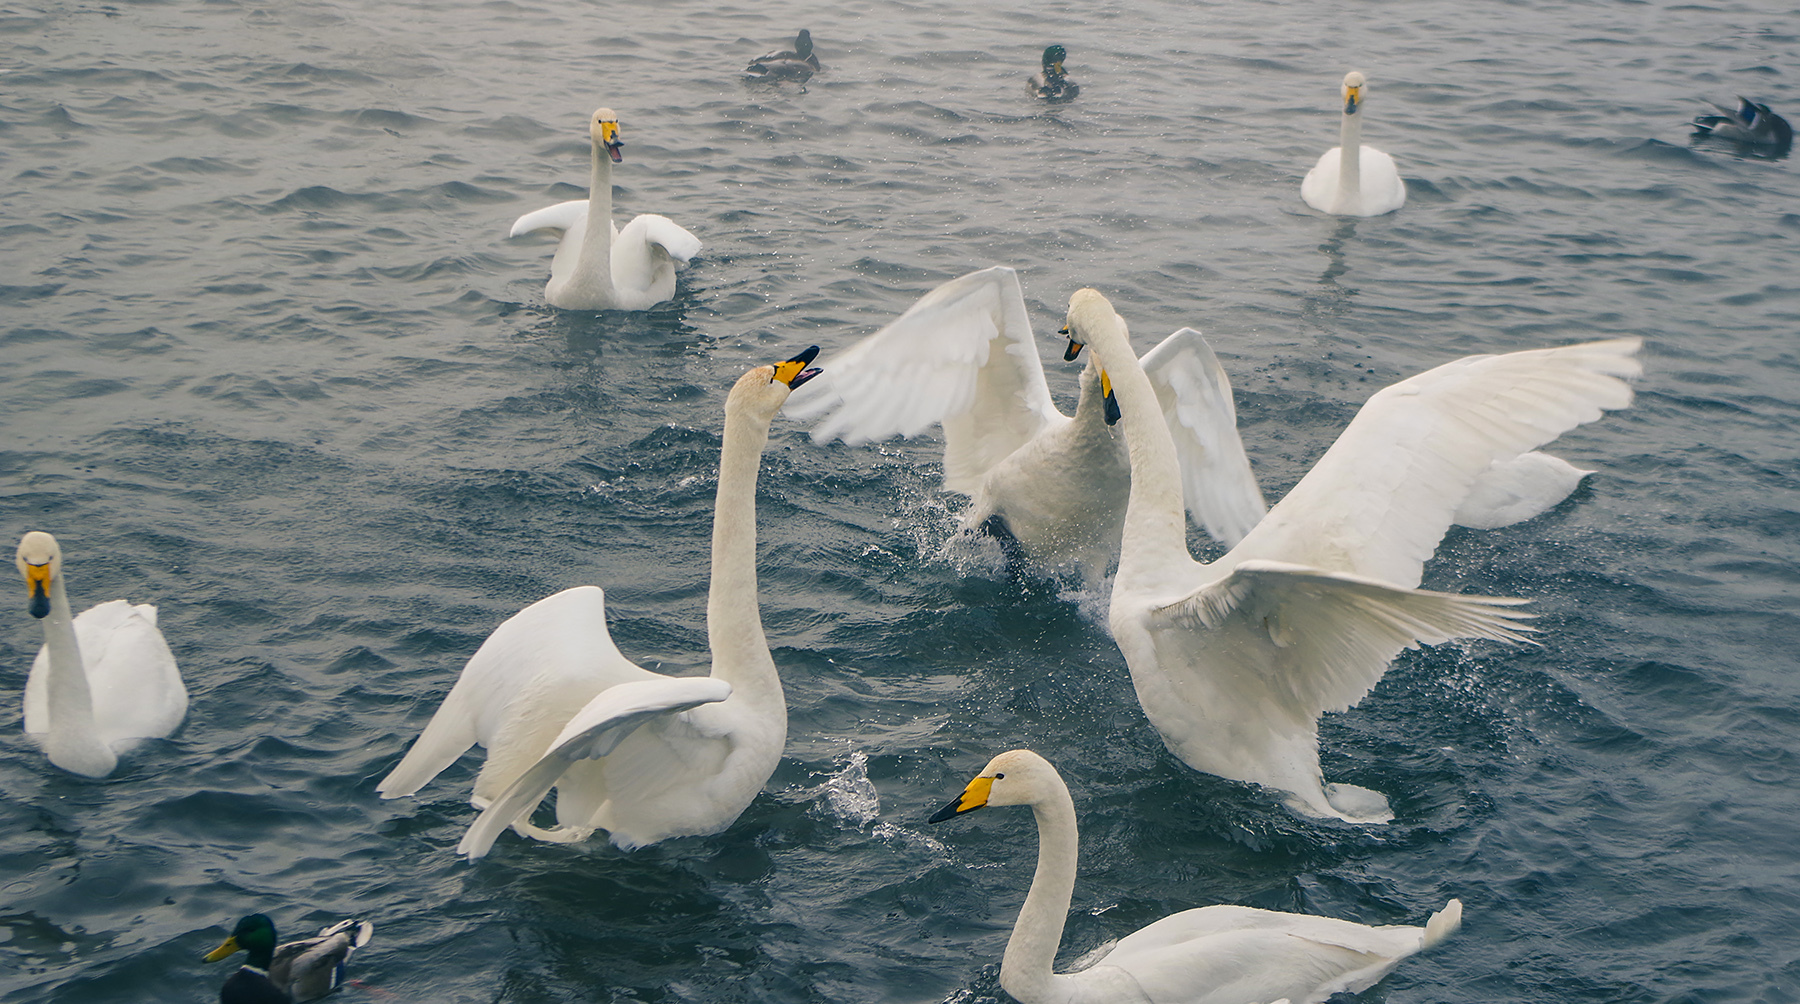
508, 108, 701, 311
1063, 289, 1640, 821
1301, 71, 1405, 217
1691, 97, 1792, 155
205, 914, 374, 1004
929, 750, 1463, 1004
378, 349, 822, 859
745, 29, 821, 82
14, 531, 187, 777
785, 266, 1266, 583
1029, 45, 1079, 101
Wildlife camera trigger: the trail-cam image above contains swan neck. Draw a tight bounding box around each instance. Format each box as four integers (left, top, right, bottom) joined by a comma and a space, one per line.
1084, 324, 1189, 577
1000, 776, 1080, 1004
39, 575, 96, 729
1338, 110, 1363, 195
706, 404, 779, 702
584, 140, 615, 287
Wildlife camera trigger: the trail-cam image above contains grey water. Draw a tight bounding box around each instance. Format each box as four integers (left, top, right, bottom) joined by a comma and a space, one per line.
3, 0, 1799, 1001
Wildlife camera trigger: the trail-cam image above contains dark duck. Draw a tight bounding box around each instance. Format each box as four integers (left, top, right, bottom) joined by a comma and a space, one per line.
204, 914, 374, 1004
745, 29, 821, 83
1028, 44, 1079, 101
1692, 97, 1792, 157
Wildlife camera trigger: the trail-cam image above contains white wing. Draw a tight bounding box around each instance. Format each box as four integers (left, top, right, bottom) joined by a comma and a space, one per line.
27, 599, 186, 743
784, 266, 1064, 494
1454, 451, 1592, 529
1153, 559, 1533, 721
1140, 327, 1268, 547
623, 212, 701, 266
376, 586, 653, 799
1228, 338, 1641, 588
509, 200, 588, 237
456, 675, 733, 859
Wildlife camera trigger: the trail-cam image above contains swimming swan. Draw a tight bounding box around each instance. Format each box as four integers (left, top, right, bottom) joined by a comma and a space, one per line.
1301, 71, 1406, 217
1063, 289, 1640, 822
508, 108, 702, 310
929, 749, 1463, 1004
784, 266, 1267, 582
204, 914, 374, 1004
14, 531, 187, 777
376, 349, 822, 859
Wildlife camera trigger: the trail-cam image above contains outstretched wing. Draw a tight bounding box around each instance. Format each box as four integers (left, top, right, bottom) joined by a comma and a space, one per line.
1152, 559, 1533, 722
1227, 338, 1641, 588
376, 586, 653, 799
1139, 327, 1267, 547
625, 213, 701, 267
456, 676, 733, 860
509, 200, 589, 237
784, 266, 1064, 494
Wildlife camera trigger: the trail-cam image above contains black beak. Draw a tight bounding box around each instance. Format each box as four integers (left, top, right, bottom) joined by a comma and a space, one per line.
778, 345, 823, 389
1103, 389, 1121, 426
28, 582, 49, 619
927, 795, 973, 824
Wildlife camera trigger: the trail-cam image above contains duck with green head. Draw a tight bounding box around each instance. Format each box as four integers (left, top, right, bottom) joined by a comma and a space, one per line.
204, 914, 373, 1004
1028, 44, 1079, 101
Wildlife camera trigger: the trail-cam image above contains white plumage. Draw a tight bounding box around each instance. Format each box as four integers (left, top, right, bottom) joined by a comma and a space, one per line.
14, 531, 187, 778
377, 350, 821, 858
509, 107, 700, 310
1301, 71, 1406, 217
1063, 288, 1640, 821
930, 750, 1463, 1004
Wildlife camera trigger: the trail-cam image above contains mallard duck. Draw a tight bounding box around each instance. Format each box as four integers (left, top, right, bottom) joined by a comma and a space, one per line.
14, 530, 187, 777
745, 29, 821, 83
204, 914, 374, 1004
1692, 97, 1792, 156
930, 750, 1463, 1004
1028, 44, 1079, 101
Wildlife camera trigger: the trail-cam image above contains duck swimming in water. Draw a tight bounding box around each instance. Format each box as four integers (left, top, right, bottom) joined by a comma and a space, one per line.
745, 29, 821, 83
1691, 97, 1792, 157
1028, 44, 1079, 101
204, 914, 374, 1004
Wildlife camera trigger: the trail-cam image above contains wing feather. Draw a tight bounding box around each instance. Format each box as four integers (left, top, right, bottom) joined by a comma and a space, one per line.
1140, 327, 1268, 547
509, 200, 588, 237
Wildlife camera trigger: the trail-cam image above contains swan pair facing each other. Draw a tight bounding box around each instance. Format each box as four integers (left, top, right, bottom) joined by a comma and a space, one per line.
14, 530, 187, 778
204, 914, 373, 1004
1302, 71, 1406, 217
378, 349, 821, 859
509, 108, 701, 310
932, 749, 1462, 1004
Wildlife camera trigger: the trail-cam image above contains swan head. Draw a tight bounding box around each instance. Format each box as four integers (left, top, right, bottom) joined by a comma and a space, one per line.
794, 29, 814, 59
15, 531, 61, 620
928, 749, 1057, 822
1341, 71, 1366, 115
1041, 44, 1068, 75
1059, 289, 1123, 425
728, 346, 822, 418
204, 914, 279, 967
589, 108, 623, 164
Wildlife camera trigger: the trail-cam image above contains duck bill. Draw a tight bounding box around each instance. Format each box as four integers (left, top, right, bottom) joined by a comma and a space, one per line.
1101, 370, 1120, 425
927, 775, 994, 823
203, 936, 242, 963
24, 564, 50, 619
774, 345, 822, 389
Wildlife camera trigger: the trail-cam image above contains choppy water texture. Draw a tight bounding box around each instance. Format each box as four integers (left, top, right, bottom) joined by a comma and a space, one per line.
3, 1, 1799, 1001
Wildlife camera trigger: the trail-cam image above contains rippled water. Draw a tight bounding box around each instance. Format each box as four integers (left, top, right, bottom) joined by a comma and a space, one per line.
3, 1, 1799, 1002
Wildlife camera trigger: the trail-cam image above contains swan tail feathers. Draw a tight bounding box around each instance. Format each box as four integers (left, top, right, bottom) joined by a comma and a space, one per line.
1424, 898, 1463, 948
509, 200, 589, 238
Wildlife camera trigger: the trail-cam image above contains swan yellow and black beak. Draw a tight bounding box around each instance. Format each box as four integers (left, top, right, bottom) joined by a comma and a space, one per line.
773, 345, 822, 389
202, 936, 243, 963
1100, 369, 1120, 425
1344, 84, 1362, 115
600, 119, 623, 163
928, 774, 994, 823
22, 562, 50, 619
1061, 323, 1083, 361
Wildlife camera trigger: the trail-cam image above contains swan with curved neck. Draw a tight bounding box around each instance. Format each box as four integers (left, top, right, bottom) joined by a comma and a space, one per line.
377, 349, 821, 858
508, 108, 701, 310
930, 750, 1463, 1004
14, 531, 187, 777
1301, 71, 1406, 216
1063, 289, 1639, 821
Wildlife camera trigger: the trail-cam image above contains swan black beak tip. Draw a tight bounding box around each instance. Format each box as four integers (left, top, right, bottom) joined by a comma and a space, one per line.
1064, 340, 1084, 362
927, 796, 969, 824
28, 588, 49, 620
776, 346, 823, 389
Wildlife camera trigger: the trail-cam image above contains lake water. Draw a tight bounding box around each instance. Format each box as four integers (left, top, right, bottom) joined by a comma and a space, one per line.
3, 0, 1799, 1001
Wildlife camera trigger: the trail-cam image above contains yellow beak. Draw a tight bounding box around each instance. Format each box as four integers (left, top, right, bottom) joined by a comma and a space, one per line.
203, 936, 242, 963
928, 774, 994, 822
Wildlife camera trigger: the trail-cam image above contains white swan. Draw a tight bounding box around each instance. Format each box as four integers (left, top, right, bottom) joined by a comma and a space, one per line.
508, 108, 701, 310
13, 531, 188, 777
1063, 289, 1641, 822
1301, 71, 1406, 217
376, 349, 822, 858
785, 266, 1267, 582
929, 749, 1463, 1004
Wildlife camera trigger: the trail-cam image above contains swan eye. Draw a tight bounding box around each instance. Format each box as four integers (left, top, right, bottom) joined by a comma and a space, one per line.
992, 772, 1004, 779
